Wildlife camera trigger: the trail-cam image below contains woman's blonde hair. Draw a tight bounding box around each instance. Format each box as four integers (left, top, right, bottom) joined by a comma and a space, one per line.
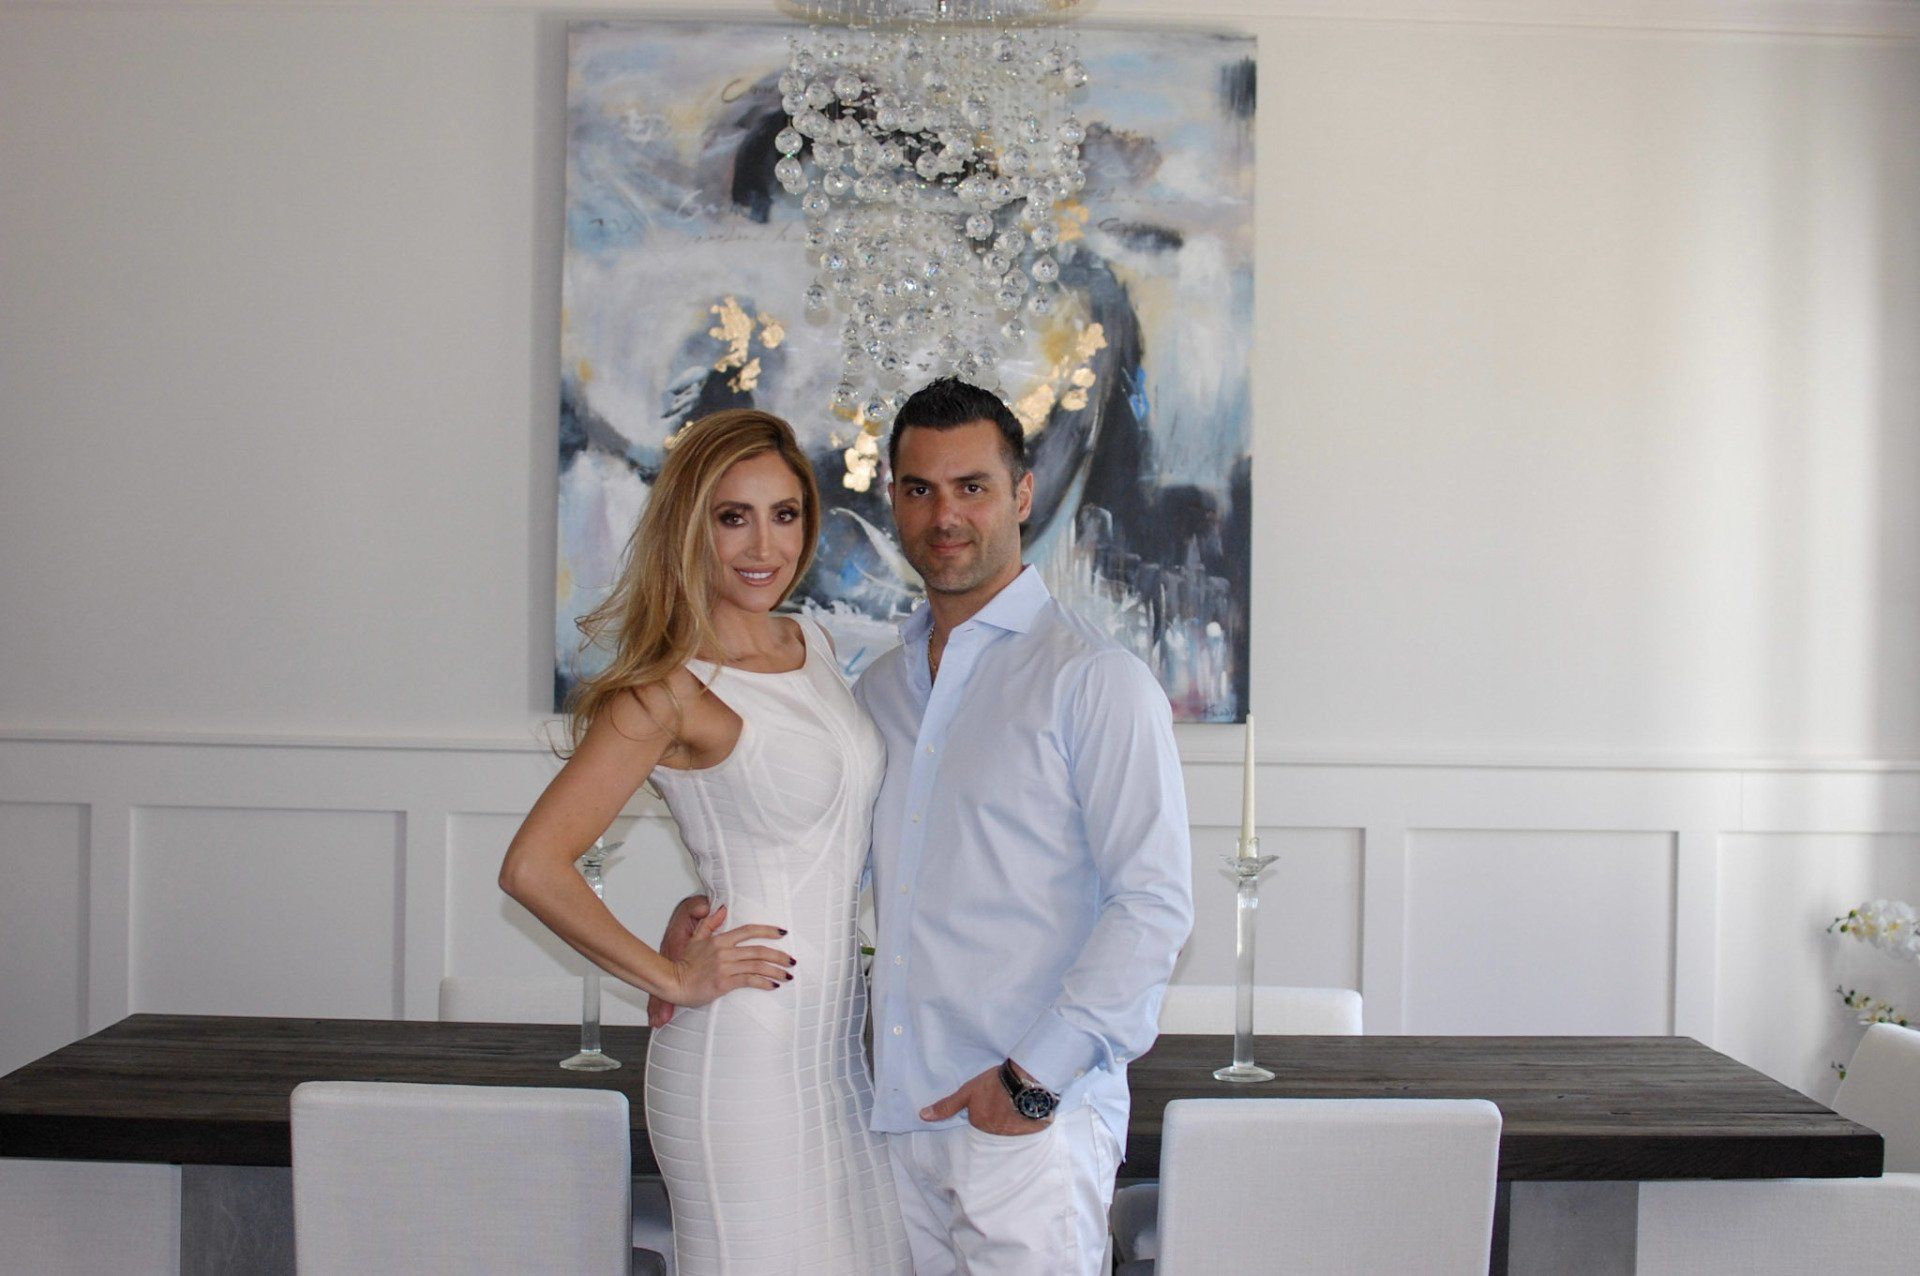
563, 409, 821, 754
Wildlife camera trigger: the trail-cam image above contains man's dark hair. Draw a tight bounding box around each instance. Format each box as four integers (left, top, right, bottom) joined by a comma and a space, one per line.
887, 378, 1029, 481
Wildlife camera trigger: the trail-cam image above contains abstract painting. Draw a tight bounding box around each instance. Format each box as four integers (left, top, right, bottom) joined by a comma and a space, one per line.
558, 19, 1254, 720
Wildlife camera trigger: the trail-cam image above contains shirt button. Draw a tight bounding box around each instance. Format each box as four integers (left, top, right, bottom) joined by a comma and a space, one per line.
925, 745, 935, 755
891, 1025, 904, 1036
893, 955, 904, 966
899, 884, 908, 894
910, 813, 921, 823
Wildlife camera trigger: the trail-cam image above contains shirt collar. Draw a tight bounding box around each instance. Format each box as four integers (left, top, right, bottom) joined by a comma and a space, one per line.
898, 563, 1050, 643
973, 564, 1050, 633
900, 604, 934, 644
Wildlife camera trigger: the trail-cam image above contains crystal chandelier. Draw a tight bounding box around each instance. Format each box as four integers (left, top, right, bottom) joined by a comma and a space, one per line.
773, 1, 1091, 431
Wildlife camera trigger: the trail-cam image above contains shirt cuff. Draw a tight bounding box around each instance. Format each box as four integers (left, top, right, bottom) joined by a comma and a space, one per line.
1011, 1009, 1108, 1095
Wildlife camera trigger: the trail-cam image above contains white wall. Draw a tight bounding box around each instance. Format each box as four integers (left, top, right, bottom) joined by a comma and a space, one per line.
4, 1, 1919, 1100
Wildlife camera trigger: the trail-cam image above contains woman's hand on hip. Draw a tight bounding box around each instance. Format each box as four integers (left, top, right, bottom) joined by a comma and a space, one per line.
665, 903, 794, 1007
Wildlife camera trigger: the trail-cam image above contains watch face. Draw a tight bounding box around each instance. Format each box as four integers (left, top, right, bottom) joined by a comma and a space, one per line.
1015, 1089, 1056, 1121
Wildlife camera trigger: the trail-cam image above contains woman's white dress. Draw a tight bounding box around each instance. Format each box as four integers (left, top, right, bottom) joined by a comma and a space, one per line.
646, 618, 911, 1274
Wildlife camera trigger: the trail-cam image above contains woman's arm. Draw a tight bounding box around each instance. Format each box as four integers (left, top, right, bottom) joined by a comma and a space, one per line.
499, 688, 790, 1004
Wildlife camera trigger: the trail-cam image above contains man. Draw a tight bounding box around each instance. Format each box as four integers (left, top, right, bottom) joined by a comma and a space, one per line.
856, 376, 1194, 1274
659, 378, 1193, 1273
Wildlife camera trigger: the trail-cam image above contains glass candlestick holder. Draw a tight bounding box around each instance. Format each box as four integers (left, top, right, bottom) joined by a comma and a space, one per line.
561, 839, 621, 1072
1214, 839, 1280, 1083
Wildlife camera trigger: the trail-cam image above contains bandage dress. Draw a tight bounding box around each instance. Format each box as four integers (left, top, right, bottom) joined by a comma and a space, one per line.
646, 618, 910, 1274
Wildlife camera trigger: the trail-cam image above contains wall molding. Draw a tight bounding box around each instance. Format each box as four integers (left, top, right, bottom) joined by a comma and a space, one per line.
5, 731, 1914, 1072
7, 727, 1919, 773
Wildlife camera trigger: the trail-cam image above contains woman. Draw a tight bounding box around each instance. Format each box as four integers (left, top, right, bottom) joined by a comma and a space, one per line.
500, 409, 910, 1274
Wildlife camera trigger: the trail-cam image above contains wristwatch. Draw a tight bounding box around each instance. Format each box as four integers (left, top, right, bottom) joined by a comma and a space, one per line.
998, 1058, 1060, 1122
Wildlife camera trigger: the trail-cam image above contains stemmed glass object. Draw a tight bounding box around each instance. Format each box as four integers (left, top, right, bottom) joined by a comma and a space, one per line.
1214, 837, 1280, 1083
560, 839, 622, 1072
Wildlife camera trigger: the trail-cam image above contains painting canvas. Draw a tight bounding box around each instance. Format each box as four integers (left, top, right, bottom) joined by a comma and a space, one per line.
558, 19, 1254, 720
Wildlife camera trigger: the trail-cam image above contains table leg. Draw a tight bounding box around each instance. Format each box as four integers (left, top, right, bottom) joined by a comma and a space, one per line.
180, 1165, 294, 1276
1504, 1182, 1638, 1274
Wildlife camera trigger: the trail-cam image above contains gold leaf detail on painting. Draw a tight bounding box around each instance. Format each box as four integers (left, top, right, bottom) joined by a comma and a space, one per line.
730, 357, 762, 393
1056, 201, 1091, 244
757, 314, 786, 349
1013, 384, 1057, 435
1005, 315, 1105, 432
708, 296, 753, 371
841, 425, 881, 491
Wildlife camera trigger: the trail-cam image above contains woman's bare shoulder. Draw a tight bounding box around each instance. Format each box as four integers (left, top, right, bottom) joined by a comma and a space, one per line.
600, 670, 701, 746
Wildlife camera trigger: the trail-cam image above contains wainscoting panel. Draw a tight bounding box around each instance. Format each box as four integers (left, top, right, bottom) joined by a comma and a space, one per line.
128, 805, 405, 1020
3, 734, 1917, 1103
0, 801, 88, 1076
1402, 829, 1678, 1035
1738, 770, 1920, 834
1176, 825, 1364, 994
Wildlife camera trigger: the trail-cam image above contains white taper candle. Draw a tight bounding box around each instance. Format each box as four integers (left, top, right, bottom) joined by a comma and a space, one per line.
1240, 712, 1256, 855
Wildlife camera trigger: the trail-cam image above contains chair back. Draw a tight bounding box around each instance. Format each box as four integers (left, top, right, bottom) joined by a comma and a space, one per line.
438, 975, 649, 1026
1157, 984, 1363, 1035
0, 1159, 181, 1274
291, 1080, 631, 1275
1833, 1022, 1920, 1173
1154, 1097, 1501, 1276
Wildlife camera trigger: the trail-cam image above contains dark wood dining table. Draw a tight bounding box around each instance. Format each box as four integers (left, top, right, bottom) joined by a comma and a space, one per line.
0, 1013, 1882, 1179
0, 1014, 1885, 1274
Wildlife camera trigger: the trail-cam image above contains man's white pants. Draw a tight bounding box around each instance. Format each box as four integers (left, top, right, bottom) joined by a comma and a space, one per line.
887, 1104, 1121, 1275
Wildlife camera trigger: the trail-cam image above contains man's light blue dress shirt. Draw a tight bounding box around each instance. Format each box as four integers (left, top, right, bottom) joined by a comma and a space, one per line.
853, 565, 1194, 1149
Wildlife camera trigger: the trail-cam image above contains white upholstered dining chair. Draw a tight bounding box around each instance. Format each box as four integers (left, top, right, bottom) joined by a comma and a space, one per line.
1637, 1022, 1920, 1274
436, 975, 673, 1273
0, 1157, 182, 1274
1829, 1021, 1920, 1172
1110, 984, 1364, 1269
1126, 1097, 1502, 1276
291, 1080, 631, 1275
